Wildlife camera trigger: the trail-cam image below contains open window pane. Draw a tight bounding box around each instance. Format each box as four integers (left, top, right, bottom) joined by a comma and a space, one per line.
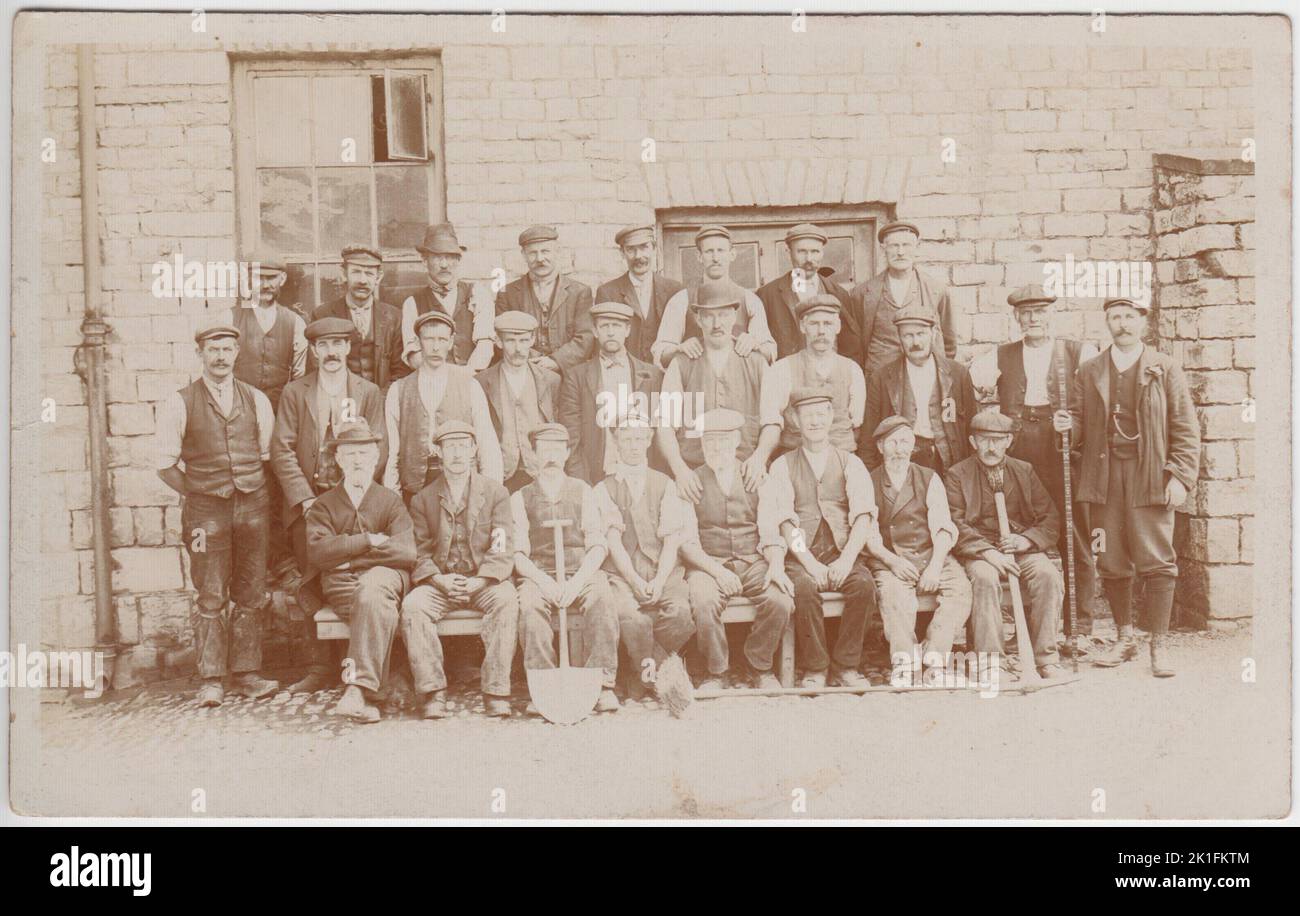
385, 71, 428, 161
312, 75, 373, 166
257, 168, 314, 254
253, 77, 311, 166
317, 168, 372, 254
376, 166, 429, 250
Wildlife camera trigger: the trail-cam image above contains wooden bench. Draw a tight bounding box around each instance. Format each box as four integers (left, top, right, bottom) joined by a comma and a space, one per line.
314, 591, 927, 688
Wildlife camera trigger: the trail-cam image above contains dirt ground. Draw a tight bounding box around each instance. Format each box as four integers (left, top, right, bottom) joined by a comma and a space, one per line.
20, 624, 1289, 819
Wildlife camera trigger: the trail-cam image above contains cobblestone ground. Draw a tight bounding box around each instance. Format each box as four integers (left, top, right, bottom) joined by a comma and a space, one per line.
24, 625, 1285, 820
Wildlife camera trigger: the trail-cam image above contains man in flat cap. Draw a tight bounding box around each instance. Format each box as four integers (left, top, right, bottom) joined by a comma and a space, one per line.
859, 302, 974, 474
650, 225, 777, 369
494, 225, 595, 374
401, 422, 519, 718
756, 295, 865, 464
309, 244, 409, 392
513, 423, 622, 713
945, 409, 1065, 679
156, 322, 279, 707
865, 416, 972, 685
400, 223, 496, 372
1063, 297, 1199, 677
306, 418, 416, 723
475, 310, 560, 493
969, 284, 1101, 644
559, 300, 663, 485
657, 279, 770, 503
229, 250, 307, 413
229, 250, 308, 585
384, 309, 503, 504
595, 225, 684, 365
756, 223, 857, 360
760, 387, 881, 688
270, 316, 387, 694
595, 410, 696, 699
679, 408, 794, 690
843, 221, 957, 378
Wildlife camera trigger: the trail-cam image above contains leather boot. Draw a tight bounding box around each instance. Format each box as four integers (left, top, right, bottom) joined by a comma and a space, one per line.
1150, 634, 1176, 678
288, 667, 334, 695
1093, 625, 1137, 667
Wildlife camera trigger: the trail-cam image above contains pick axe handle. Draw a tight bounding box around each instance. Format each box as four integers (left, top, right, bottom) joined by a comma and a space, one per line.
994, 491, 1041, 681
1056, 340, 1080, 673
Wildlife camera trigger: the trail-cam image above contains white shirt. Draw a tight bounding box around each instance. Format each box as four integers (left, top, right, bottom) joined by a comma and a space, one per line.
598, 353, 634, 475
650, 285, 777, 367
905, 356, 938, 438
760, 351, 866, 430
1110, 341, 1144, 372
382, 364, 504, 488
597, 465, 696, 547
510, 477, 606, 559
154, 375, 274, 470
627, 272, 653, 319
1021, 340, 1055, 407
347, 298, 373, 339
886, 272, 913, 306
968, 338, 1100, 401
757, 446, 880, 553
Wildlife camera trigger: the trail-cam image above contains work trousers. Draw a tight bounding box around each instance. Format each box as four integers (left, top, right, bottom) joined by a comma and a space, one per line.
873, 554, 972, 662
608, 566, 696, 676
686, 558, 794, 676
321, 566, 407, 693
518, 572, 620, 688
964, 551, 1063, 667
785, 530, 879, 673
400, 579, 520, 697
182, 486, 272, 679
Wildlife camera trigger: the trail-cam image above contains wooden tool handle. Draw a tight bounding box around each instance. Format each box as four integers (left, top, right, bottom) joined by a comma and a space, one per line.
994, 491, 1041, 682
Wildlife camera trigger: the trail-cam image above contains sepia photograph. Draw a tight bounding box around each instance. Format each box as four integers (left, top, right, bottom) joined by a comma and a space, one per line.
4, 5, 1292, 831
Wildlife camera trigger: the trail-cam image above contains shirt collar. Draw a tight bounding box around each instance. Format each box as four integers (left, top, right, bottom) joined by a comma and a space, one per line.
599, 352, 626, 371
613, 462, 648, 482
1110, 342, 1144, 371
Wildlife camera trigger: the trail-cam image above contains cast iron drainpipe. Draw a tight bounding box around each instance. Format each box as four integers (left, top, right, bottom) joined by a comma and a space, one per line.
72, 44, 118, 692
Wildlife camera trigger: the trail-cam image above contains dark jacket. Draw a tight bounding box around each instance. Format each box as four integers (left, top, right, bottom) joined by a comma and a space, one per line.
476, 360, 560, 432
944, 455, 1060, 560
305, 481, 416, 587
859, 354, 975, 469
843, 267, 957, 374
1069, 345, 1200, 507
494, 274, 595, 373
270, 370, 387, 528
594, 271, 684, 365
754, 270, 856, 361
309, 297, 409, 392
407, 471, 515, 586
558, 350, 663, 484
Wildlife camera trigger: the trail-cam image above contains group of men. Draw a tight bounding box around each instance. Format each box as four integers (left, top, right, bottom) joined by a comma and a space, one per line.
155, 216, 1201, 720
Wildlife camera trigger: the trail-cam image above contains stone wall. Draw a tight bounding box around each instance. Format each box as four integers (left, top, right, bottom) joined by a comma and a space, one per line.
38, 30, 1255, 679
1152, 154, 1255, 626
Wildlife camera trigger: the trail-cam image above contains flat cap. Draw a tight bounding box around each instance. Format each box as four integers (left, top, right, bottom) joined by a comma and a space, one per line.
433, 420, 476, 444
789, 386, 834, 410
1007, 284, 1057, 309
305, 317, 356, 342
528, 422, 570, 444
878, 220, 920, 243
340, 244, 382, 266
416, 223, 466, 257
194, 323, 240, 345
795, 295, 841, 321
969, 409, 1016, 436
244, 249, 286, 274
494, 310, 539, 334
872, 415, 914, 442
328, 418, 382, 447
518, 225, 558, 247
893, 303, 935, 327
699, 407, 745, 433
694, 225, 731, 245
412, 309, 455, 337
692, 279, 741, 310
614, 225, 655, 248
590, 300, 635, 322
614, 408, 653, 429
785, 223, 828, 246
1103, 296, 1151, 314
